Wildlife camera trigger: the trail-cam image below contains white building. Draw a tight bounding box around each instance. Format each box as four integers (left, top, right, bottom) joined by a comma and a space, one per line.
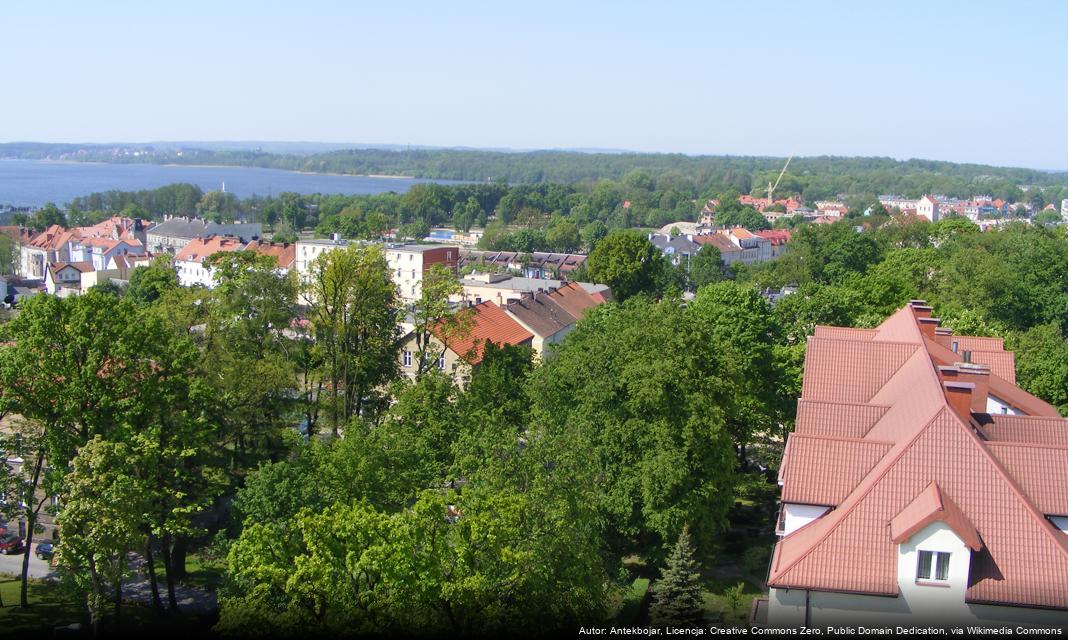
766, 303, 1068, 628
174, 236, 246, 288
916, 194, 940, 222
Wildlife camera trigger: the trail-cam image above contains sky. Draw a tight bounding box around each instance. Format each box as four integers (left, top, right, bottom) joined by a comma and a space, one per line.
3, 1, 1068, 169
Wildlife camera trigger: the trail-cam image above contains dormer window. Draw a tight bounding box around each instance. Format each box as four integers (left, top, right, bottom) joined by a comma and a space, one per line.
917, 550, 950, 582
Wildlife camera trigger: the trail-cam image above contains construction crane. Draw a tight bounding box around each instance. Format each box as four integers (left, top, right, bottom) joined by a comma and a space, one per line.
766, 155, 793, 205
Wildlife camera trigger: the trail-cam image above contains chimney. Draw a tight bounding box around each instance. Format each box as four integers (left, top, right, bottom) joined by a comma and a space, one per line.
917, 317, 940, 340
955, 362, 990, 413
911, 305, 933, 319
933, 327, 954, 349
943, 381, 975, 418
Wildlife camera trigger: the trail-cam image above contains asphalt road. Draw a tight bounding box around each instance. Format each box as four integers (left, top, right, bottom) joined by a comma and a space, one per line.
0, 542, 54, 579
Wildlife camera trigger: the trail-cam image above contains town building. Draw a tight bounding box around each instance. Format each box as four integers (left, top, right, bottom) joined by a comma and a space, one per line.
244, 240, 296, 273
648, 233, 702, 268
916, 195, 941, 222
457, 271, 611, 308
174, 236, 246, 288
458, 250, 587, 280
398, 301, 533, 383
44, 261, 93, 296
500, 282, 608, 359
766, 302, 1068, 627
384, 244, 459, 302
145, 217, 262, 255
1062, 198, 1068, 221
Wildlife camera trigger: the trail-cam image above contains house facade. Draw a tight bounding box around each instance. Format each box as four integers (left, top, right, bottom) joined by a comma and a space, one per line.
384, 244, 458, 302
398, 301, 533, 384
767, 302, 1068, 627
174, 236, 246, 288
145, 218, 261, 255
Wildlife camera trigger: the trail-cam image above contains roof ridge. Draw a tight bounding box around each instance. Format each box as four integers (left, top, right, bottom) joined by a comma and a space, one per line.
786, 433, 895, 446
798, 399, 892, 409
807, 335, 922, 348
985, 441, 1068, 451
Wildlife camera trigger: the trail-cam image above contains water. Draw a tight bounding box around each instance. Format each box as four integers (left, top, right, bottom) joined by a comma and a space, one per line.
0, 159, 464, 207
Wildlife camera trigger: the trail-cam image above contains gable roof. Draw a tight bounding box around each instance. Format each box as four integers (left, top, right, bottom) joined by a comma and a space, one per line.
890, 482, 982, 551
545, 282, 601, 320
174, 236, 245, 264
770, 302, 1068, 609
435, 301, 533, 365
503, 293, 577, 339
148, 218, 262, 241
244, 240, 296, 269
47, 261, 93, 279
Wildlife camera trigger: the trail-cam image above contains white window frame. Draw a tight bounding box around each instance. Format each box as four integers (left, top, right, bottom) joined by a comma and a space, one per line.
917, 550, 951, 582
402, 351, 412, 368
437, 353, 446, 371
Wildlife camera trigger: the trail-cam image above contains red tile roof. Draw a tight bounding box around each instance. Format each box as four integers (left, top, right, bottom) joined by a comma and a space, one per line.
435, 301, 533, 365
978, 415, 1068, 447
244, 240, 296, 270
780, 434, 892, 506
770, 302, 1068, 610
545, 282, 602, 320
890, 482, 982, 551
174, 236, 245, 264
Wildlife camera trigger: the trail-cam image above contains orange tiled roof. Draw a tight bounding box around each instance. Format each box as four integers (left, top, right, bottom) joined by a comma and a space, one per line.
435, 301, 533, 365
890, 482, 982, 551
770, 302, 1068, 610
174, 236, 245, 264
545, 282, 602, 320
244, 240, 296, 269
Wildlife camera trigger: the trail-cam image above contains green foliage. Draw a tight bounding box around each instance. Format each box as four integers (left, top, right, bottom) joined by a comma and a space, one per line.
650, 526, 704, 627
532, 298, 738, 553
585, 231, 667, 301
1011, 324, 1068, 415
689, 245, 724, 290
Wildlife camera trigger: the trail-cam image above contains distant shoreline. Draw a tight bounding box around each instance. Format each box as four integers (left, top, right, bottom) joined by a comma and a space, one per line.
6, 158, 420, 181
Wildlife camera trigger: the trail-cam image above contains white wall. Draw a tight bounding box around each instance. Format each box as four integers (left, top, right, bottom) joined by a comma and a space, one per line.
176, 260, 215, 288
781, 504, 830, 536
769, 521, 1067, 626
987, 394, 1024, 416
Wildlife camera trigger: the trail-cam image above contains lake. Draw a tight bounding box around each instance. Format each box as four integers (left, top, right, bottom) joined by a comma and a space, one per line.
0, 159, 464, 207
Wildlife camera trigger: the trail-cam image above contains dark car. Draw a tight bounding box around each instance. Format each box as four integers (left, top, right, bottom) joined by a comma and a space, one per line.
0, 533, 24, 555
35, 541, 55, 561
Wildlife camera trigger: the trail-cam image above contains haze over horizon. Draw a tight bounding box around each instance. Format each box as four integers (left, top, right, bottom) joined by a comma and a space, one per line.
4, 1, 1067, 169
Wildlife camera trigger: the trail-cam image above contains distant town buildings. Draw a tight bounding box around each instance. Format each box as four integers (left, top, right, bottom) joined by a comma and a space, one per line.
145, 217, 262, 255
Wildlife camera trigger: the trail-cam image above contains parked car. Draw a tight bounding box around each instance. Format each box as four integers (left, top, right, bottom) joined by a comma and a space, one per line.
0, 533, 24, 555
35, 541, 55, 561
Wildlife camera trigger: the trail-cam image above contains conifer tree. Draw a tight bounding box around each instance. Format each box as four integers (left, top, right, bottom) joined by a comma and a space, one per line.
650, 525, 704, 627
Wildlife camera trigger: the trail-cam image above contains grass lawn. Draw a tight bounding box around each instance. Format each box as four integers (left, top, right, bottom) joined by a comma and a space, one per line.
182, 553, 226, 591
0, 575, 217, 637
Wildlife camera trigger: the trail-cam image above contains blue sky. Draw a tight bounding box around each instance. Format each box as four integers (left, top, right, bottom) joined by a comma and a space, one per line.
3, 1, 1067, 168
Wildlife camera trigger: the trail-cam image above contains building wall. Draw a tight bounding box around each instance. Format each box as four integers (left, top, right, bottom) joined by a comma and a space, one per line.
398, 333, 467, 384
780, 503, 830, 536
987, 394, 1025, 416
176, 260, 215, 288
769, 522, 1066, 626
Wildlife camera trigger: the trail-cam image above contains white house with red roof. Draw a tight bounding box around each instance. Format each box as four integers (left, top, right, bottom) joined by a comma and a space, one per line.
765, 302, 1068, 626
916, 195, 941, 222
174, 236, 246, 287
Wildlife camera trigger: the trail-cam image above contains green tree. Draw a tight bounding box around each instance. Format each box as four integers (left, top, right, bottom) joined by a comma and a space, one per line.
689, 244, 723, 289
650, 526, 704, 628
1011, 323, 1068, 414
546, 219, 581, 253
33, 202, 67, 230
532, 298, 737, 554
56, 437, 148, 635
584, 231, 666, 301
302, 245, 400, 435
410, 263, 470, 377
126, 257, 179, 305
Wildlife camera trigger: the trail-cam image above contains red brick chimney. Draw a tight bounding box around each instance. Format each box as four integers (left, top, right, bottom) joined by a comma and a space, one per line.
918, 317, 940, 340
912, 305, 933, 319
934, 327, 954, 350
943, 381, 975, 418
955, 363, 990, 413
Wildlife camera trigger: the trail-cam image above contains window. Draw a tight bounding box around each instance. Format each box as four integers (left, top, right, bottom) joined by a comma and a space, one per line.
917, 550, 950, 582
402, 351, 412, 368
437, 353, 446, 371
